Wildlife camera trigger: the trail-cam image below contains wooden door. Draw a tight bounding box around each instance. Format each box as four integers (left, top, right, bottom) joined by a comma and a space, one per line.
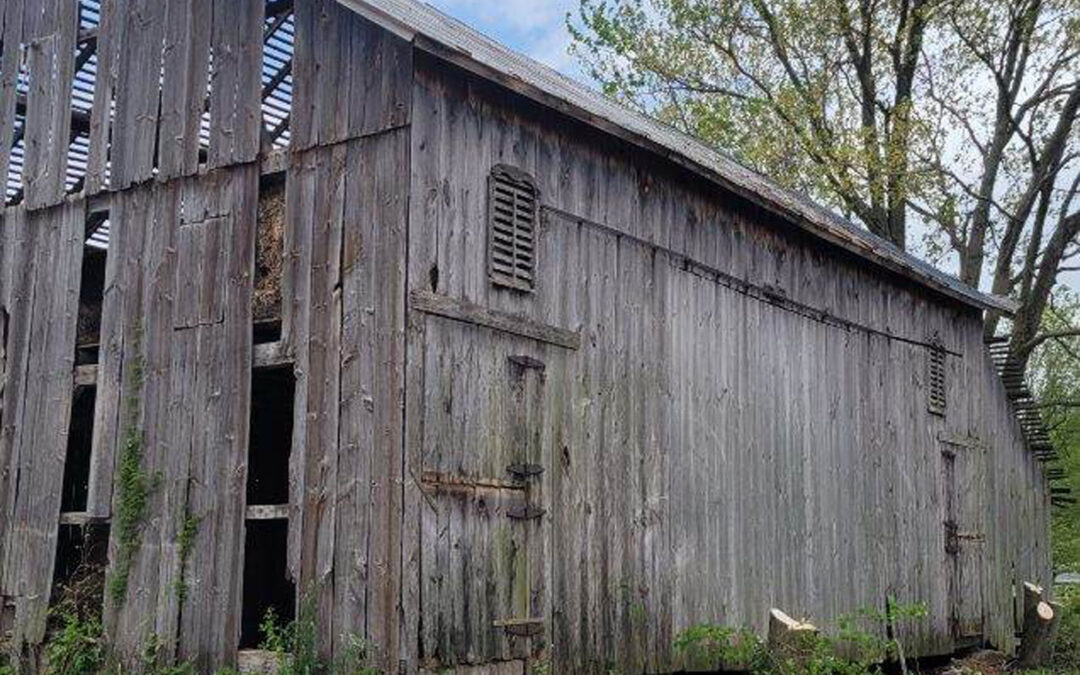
413, 309, 556, 669
941, 434, 987, 642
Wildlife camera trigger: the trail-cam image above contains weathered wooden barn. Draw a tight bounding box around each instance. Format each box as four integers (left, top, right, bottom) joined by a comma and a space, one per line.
0, 0, 1060, 672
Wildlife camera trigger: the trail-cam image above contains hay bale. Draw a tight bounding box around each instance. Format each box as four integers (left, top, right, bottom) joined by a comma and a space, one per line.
255, 179, 286, 323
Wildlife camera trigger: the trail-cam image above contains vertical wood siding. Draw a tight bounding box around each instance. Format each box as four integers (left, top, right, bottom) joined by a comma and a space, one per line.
87, 0, 264, 192
280, 128, 408, 668
89, 167, 257, 669
406, 55, 1051, 673
0, 202, 84, 646
290, 0, 412, 150
0, 0, 80, 211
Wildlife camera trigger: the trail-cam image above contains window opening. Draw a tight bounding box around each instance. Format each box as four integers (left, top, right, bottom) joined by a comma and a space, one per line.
76, 219, 107, 365
239, 519, 294, 648
247, 368, 293, 506
61, 386, 96, 513
51, 522, 109, 618
239, 364, 295, 648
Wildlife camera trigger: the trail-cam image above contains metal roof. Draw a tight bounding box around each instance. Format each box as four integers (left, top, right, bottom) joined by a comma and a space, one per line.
339, 0, 1016, 315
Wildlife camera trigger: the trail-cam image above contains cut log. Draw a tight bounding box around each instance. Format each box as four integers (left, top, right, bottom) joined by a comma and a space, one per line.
1016, 582, 1055, 668
1039, 601, 1064, 664
767, 608, 819, 666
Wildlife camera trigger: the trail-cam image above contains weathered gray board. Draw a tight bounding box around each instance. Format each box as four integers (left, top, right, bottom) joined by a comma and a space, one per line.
0, 202, 85, 647
404, 55, 1051, 672
0, 0, 79, 212
22, 0, 79, 210
291, 0, 413, 151
86, 0, 265, 193
280, 128, 408, 668
90, 167, 258, 669
407, 306, 563, 667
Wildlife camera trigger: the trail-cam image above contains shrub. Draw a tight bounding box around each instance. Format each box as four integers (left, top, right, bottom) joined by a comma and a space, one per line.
260, 602, 379, 675
44, 608, 106, 675
673, 602, 928, 675
1047, 584, 1080, 671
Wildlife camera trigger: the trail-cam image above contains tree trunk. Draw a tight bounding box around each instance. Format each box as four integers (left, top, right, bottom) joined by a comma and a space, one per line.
767, 609, 818, 668
1016, 582, 1056, 668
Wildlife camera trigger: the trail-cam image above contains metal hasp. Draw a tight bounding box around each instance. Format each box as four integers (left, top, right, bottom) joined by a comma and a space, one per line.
506, 463, 544, 480
493, 618, 545, 637
506, 503, 546, 521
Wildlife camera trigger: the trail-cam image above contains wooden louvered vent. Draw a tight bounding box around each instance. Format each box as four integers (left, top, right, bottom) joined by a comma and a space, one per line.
928, 335, 947, 416
488, 165, 538, 291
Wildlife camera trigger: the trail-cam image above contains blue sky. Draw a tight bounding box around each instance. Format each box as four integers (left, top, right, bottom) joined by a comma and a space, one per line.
426, 0, 583, 77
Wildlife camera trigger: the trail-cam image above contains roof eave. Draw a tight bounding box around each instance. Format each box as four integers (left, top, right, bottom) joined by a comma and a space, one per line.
340, 0, 1017, 317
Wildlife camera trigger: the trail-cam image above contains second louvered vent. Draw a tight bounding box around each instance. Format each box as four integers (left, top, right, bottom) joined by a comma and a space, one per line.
928, 336, 947, 416
488, 165, 538, 292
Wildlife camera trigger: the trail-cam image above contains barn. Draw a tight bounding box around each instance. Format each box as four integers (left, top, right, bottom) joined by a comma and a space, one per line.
0, 0, 1059, 672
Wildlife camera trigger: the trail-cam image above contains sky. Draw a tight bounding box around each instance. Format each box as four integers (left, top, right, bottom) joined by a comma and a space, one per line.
426, 0, 583, 77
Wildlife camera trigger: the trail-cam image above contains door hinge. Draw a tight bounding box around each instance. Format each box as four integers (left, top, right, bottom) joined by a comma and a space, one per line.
507, 503, 546, 520
945, 520, 985, 554
507, 463, 544, 480
508, 354, 546, 370
493, 617, 545, 637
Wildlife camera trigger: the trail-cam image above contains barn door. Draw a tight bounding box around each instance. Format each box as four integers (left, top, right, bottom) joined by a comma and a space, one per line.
412, 297, 561, 669
941, 434, 987, 642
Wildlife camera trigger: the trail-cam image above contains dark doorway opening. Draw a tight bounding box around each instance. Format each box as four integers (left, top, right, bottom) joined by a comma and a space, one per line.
239, 519, 294, 648
51, 523, 109, 619
76, 244, 106, 366
248, 368, 294, 505
61, 387, 96, 512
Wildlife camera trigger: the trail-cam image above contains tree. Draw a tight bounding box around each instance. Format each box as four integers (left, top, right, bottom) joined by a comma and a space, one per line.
1029, 293, 1080, 567
569, 0, 1080, 370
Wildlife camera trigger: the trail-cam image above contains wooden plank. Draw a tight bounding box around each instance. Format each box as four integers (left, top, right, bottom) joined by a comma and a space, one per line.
176, 166, 257, 669
157, 0, 212, 180
110, 0, 165, 189
0, 206, 33, 636
72, 340, 289, 390
85, 0, 121, 193
58, 511, 110, 526
23, 0, 77, 209
292, 0, 411, 150
0, 201, 84, 647
207, 0, 264, 168
355, 129, 406, 669
0, 0, 27, 200
298, 139, 344, 658
246, 504, 289, 520
99, 183, 154, 656
410, 290, 580, 350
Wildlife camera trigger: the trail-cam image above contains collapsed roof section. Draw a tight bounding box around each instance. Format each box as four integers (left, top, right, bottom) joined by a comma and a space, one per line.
6, 0, 1013, 315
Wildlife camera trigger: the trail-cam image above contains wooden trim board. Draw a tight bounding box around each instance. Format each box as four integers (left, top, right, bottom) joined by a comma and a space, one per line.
409, 289, 580, 350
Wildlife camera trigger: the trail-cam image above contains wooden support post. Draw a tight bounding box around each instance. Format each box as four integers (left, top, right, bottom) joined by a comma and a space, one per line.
1016, 582, 1056, 668
767, 609, 818, 667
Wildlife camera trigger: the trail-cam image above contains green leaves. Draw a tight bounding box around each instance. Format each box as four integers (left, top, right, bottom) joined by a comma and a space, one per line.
672, 601, 929, 674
